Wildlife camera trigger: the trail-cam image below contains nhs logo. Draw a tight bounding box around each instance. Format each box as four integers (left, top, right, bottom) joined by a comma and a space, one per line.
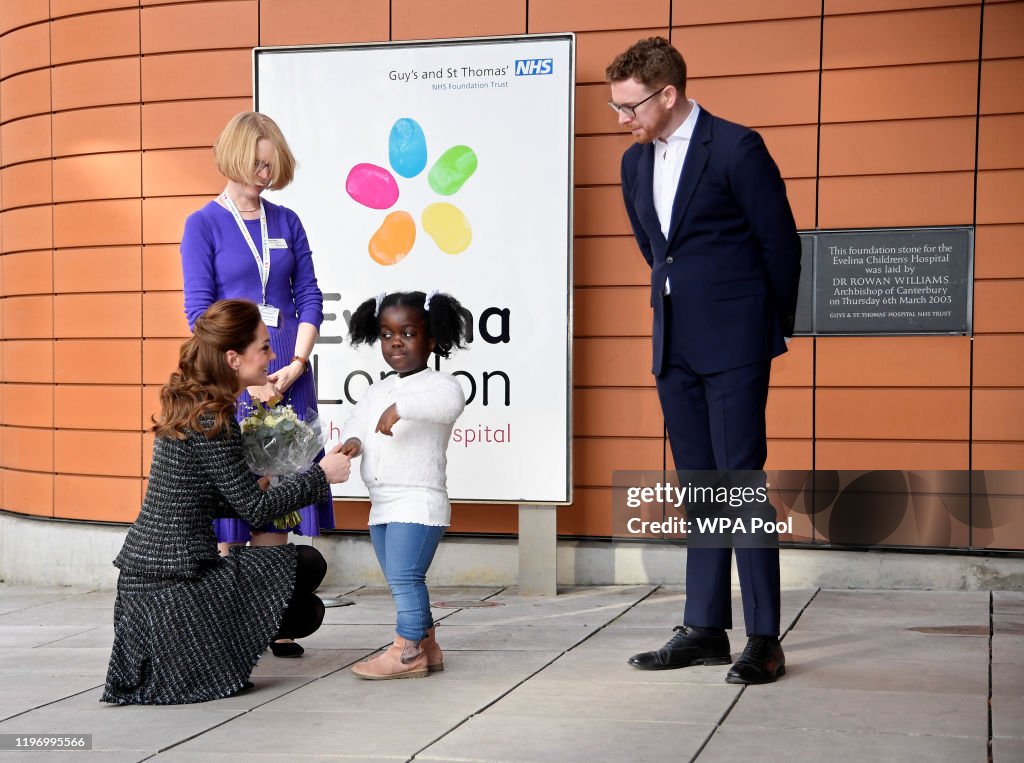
514, 59, 553, 76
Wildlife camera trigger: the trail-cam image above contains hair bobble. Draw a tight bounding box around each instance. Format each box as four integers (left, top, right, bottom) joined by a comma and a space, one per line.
373, 291, 388, 317
423, 288, 439, 312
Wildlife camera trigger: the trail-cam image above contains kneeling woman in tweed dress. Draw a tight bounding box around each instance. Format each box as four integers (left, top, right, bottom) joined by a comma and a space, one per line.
103, 299, 352, 704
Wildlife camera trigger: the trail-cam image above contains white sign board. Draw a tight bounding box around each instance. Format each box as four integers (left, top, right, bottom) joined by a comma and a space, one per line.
255, 35, 574, 503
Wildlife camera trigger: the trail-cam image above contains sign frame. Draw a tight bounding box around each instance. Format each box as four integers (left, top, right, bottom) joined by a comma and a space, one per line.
253, 34, 576, 505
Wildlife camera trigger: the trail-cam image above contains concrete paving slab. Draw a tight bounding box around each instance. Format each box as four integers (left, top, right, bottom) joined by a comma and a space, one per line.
782, 628, 989, 668
992, 694, 1024, 739
301, 623, 403, 650
0, 604, 112, 627
993, 736, 1024, 761
319, 604, 400, 626
429, 624, 597, 652
994, 613, 1024, 636
0, 647, 111, 677
164, 707, 469, 759
575, 624, 746, 654
418, 714, 716, 763
993, 590, 1024, 614
265, 666, 527, 717
319, 586, 505, 626
250, 649, 370, 679
438, 603, 635, 628
158, 755, 404, 763
59, 678, 311, 714
0, 586, 96, 616
794, 590, 989, 632
0, 583, 1014, 761
484, 679, 739, 725
2, 753, 146, 763
781, 656, 988, 695
991, 658, 1024, 742
531, 646, 734, 686
0, 704, 240, 754
723, 685, 986, 739
0, 624, 99, 649
606, 588, 816, 631
438, 585, 655, 626
696, 725, 987, 762
34, 590, 115, 610
993, 634, 1024, 664
0, 675, 102, 720
267, 651, 557, 709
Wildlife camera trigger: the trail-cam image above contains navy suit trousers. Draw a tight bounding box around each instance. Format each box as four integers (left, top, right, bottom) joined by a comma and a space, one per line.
655, 297, 781, 636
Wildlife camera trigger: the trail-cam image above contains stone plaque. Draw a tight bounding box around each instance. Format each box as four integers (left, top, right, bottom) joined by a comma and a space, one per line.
810, 227, 972, 334
794, 233, 814, 334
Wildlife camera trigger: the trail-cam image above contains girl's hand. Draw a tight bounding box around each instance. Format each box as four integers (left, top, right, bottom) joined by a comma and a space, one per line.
268, 360, 305, 395
337, 438, 362, 457
375, 403, 400, 436
248, 382, 281, 406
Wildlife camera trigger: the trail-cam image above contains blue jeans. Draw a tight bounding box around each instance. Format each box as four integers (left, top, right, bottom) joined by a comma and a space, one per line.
369, 523, 445, 641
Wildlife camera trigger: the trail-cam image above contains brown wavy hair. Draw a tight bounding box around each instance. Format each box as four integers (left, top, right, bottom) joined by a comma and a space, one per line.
605, 36, 687, 94
153, 300, 262, 440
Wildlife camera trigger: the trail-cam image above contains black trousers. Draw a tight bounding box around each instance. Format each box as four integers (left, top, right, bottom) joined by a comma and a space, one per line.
276, 545, 327, 640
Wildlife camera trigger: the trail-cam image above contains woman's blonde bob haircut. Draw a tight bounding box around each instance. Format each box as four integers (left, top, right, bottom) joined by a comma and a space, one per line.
213, 112, 296, 191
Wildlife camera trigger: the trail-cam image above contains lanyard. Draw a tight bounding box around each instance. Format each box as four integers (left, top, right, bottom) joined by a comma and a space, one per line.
221, 192, 271, 305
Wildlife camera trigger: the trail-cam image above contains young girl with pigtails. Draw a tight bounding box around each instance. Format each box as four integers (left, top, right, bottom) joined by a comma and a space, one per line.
341, 290, 469, 680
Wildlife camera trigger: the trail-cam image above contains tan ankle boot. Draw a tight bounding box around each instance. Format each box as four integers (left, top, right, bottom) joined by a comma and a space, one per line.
421, 623, 443, 673
351, 635, 428, 680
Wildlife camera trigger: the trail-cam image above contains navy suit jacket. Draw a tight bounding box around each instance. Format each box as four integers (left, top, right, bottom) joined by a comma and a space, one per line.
620, 109, 801, 376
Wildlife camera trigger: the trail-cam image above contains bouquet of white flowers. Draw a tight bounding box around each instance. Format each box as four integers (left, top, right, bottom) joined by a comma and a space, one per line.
239, 402, 325, 529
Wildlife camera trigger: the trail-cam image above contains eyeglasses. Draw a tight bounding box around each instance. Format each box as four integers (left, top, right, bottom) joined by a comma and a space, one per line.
608, 86, 668, 119
253, 160, 273, 175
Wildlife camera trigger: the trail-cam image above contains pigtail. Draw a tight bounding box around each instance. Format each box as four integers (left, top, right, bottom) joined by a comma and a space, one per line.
351, 290, 468, 359
424, 293, 468, 359
348, 296, 382, 347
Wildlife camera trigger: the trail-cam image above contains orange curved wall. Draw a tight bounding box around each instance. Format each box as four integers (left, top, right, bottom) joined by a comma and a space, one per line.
1, 0, 1022, 547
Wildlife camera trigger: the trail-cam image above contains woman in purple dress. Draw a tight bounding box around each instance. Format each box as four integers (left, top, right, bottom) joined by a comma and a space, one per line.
180, 112, 332, 658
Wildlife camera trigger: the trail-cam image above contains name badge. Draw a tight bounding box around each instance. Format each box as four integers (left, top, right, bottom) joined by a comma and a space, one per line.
267, 238, 288, 249
259, 303, 280, 327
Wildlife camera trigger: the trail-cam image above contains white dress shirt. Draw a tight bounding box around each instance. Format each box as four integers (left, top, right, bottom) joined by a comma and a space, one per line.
653, 100, 700, 294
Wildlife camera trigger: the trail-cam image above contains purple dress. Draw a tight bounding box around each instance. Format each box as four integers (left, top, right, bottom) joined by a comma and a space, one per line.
181, 199, 334, 542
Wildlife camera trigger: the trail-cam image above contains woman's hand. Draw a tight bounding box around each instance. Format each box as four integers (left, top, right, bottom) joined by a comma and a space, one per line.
268, 360, 306, 395
375, 403, 400, 436
319, 451, 351, 484
247, 382, 281, 406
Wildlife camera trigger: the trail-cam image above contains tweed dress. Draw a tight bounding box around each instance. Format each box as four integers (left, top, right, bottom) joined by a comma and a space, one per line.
102, 419, 331, 705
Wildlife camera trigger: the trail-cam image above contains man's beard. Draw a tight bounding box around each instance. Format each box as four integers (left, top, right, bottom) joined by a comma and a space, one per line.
629, 124, 655, 144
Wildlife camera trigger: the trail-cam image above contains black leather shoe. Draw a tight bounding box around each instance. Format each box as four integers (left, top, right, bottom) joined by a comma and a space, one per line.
270, 641, 304, 658
725, 635, 785, 684
627, 625, 731, 670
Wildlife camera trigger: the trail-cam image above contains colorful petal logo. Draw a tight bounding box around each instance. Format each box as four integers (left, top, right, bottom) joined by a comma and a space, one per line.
346, 118, 477, 266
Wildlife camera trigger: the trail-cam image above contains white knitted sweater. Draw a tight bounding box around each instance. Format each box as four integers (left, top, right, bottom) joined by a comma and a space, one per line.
341, 368, 466, 493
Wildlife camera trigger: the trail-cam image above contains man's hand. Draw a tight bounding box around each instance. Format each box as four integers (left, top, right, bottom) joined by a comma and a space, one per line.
375, 403, 400, 436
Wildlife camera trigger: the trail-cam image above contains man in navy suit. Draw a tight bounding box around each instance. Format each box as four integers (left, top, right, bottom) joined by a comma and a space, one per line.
606, 37, 801, 684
